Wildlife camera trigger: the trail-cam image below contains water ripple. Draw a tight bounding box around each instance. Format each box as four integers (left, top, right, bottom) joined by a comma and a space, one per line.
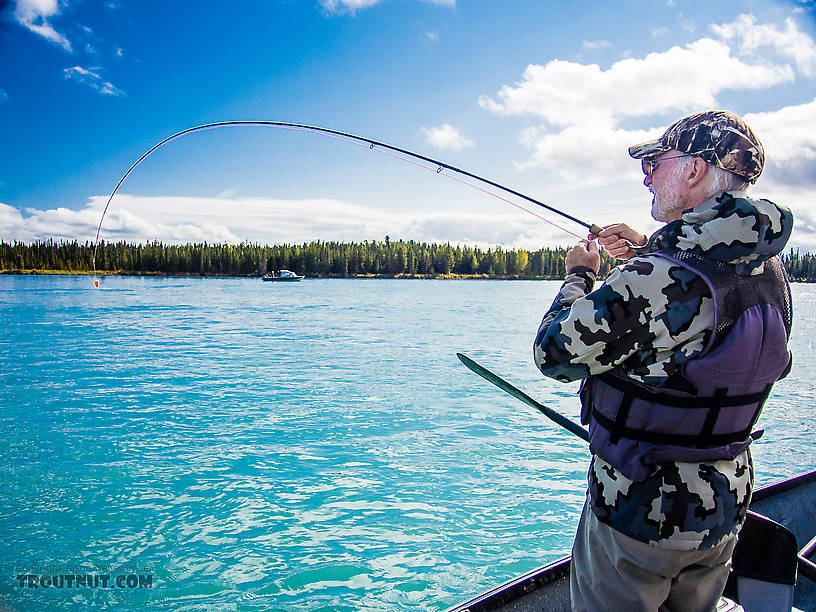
1, 277, 813, 610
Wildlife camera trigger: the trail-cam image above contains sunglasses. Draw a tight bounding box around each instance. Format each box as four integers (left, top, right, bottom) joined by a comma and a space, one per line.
641, 154, 689, 177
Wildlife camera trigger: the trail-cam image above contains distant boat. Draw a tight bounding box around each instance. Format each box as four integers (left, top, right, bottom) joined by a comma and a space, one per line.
261, 270, 304, 282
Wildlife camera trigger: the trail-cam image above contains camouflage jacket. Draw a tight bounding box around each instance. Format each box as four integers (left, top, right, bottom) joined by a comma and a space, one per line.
534, 192, 793, 550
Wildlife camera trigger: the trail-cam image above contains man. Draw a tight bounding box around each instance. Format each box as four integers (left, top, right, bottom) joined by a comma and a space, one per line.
533, 110, 794, 611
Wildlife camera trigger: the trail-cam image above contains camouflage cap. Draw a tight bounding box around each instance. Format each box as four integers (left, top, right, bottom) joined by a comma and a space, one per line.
628, 110, 765, 183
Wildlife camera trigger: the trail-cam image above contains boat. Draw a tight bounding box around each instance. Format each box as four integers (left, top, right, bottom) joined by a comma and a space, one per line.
261, 270, 304, 282
446, 468, 816, 612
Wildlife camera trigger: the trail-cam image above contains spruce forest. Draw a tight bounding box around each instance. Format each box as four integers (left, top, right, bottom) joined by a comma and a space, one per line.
2, 238, 815, 281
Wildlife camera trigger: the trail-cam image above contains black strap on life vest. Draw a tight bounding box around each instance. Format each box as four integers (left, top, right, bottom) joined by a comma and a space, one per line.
594, 373, 774, 448
598, 373, 774, 408
591, 408, 755, 448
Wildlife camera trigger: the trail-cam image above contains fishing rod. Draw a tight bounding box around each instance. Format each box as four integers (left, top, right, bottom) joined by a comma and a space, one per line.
91, 121, 603, 273
456, 352, 589, 442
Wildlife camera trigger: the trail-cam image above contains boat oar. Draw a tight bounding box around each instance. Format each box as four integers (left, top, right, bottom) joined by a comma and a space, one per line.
456, 352, 589, 442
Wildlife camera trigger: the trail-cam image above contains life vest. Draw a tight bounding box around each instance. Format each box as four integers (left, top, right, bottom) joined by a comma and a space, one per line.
580, 249, 792, 482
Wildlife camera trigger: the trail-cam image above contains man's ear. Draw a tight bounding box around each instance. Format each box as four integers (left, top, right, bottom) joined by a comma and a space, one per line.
686, 157, 708, 187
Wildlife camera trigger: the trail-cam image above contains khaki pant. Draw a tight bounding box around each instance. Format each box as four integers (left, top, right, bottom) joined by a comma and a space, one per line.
570, 500, 737, 612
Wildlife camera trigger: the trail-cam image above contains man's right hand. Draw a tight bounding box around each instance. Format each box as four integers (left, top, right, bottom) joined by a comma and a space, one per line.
565, 239, 600, 274
590, 224, 647, 260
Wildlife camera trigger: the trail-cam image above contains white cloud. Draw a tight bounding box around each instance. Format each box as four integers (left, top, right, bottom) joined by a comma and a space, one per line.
421, 124, 474, 151
479, 39, 794, 128
13, 0, 72, 52
478, 15, 814, 187
711, 14, 816, 77
426, 31, 439, 42
515, 124, 658, 186
677, 13, 696, 34
0, 194, 573, 251
744, 97, 816, 244
746, 98, 816, 169
0, 89, 8, 102
63, 66, 124, 96
582, 40, 611, 51
320, 0, 380, 13
320, 0, 453, 13
0, 201, 104, 243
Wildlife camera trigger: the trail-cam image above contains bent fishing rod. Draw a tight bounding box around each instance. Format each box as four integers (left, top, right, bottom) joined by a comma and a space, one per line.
92, 121, 604, 272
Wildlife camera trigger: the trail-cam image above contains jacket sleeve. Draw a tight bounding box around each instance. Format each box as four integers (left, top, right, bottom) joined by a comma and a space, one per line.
533, 259, 670, 383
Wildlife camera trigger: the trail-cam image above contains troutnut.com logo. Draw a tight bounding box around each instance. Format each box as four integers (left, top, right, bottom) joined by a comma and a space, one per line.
14, 563, 154, 589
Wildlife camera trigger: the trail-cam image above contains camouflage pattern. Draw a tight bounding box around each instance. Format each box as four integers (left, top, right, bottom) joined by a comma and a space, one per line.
628, 110, 765, 183
588, 451, 753, 550
533, 192, 793, 549
632, 192, 793, 275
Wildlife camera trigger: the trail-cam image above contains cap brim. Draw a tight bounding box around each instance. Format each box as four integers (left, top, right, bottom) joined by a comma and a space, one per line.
628, 138, 669, 160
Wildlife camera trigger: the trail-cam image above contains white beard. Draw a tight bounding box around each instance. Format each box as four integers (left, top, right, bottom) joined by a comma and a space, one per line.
650, 159, 690, 222
650, 188, 677, 222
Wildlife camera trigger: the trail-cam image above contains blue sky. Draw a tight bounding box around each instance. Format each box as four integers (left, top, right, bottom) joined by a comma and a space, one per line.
1, 0, 815, 250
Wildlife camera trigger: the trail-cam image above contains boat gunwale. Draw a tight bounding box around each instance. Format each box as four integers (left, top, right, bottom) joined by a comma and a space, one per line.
445, 468, 816, 612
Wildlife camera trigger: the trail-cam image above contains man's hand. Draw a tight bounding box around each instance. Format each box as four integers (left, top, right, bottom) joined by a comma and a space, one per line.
565, 239, 600, 275
590, 224, 647, 261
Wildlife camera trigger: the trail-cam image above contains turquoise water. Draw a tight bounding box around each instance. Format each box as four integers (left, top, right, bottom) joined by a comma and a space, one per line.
1, 276, 814, 611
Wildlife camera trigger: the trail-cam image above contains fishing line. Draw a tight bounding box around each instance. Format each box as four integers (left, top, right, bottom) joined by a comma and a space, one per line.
92, 121, 600, 273
280, 125, 586, 239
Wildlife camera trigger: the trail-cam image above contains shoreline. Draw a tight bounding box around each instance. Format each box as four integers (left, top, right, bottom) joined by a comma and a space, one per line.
4, 269, 814, 283
0, 269, 562, 281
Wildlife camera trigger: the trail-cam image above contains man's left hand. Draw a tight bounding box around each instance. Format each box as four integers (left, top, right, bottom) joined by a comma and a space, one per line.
565, 240, 600, 275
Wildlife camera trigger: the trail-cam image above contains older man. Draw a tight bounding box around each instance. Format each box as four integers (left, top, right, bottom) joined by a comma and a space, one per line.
533, 110, 793, 611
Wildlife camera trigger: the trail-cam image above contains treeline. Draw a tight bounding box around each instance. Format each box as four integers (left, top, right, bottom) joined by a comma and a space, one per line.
0, 238, 616, 279
783, 249, 816, 282
2, 239, 815, 281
